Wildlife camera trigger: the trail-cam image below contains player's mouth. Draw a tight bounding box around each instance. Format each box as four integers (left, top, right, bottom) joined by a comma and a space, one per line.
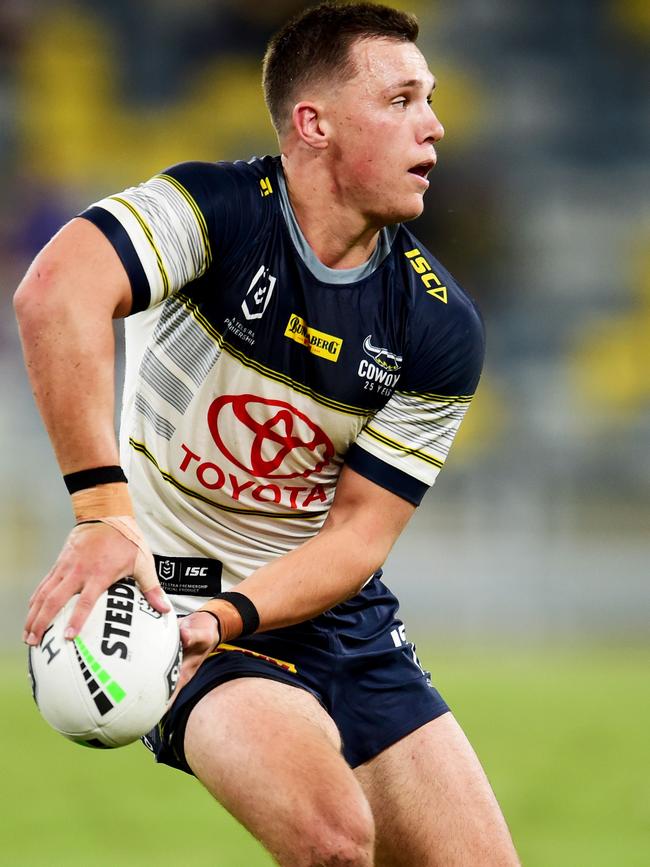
407, 159, 436, 187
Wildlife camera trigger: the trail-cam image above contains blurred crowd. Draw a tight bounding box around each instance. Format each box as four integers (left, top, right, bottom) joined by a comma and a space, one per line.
1, 0, 648, 639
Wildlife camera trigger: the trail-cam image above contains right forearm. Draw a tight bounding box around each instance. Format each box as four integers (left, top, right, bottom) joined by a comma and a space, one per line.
15, 265, 120, 475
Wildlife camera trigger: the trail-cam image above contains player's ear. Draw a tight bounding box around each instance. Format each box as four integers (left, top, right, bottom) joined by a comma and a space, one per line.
292, 102, 329, 150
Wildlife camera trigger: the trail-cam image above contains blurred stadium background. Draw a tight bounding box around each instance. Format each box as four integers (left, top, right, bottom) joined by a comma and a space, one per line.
1, 1, 648, 864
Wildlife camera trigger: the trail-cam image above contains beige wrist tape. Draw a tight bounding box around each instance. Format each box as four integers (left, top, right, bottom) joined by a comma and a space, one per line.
71, 482, 135, 521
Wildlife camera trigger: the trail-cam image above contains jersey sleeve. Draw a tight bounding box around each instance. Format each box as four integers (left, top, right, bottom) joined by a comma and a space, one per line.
346, 284, 485, 506
78, 161, 261, 313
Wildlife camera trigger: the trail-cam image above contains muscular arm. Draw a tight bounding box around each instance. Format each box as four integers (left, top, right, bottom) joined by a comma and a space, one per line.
233, 465, 415, 629
14, 218, 132, 471
176, 465, 415, 692
15, 218, 168, 643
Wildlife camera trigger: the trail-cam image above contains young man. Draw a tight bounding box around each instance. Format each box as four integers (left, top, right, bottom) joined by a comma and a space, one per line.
17, 3, 520, 865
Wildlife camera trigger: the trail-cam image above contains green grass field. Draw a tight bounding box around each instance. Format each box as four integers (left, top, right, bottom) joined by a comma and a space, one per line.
3, 645, 649, 866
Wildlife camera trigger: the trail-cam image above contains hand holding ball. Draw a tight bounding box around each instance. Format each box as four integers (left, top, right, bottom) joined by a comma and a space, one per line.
28, 578, 182, 748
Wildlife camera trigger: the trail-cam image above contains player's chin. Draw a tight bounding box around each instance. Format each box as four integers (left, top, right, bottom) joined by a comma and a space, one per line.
393, 195, 426, 223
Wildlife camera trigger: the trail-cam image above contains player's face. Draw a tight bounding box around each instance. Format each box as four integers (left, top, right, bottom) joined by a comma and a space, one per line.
326, 38, 444, 225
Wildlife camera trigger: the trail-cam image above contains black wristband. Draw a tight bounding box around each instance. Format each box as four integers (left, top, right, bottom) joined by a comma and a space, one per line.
64, 466, 127, 495
212, 591, 260, 637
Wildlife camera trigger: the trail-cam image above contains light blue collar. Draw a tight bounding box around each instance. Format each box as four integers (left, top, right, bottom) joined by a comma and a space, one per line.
276, 165, 397, 285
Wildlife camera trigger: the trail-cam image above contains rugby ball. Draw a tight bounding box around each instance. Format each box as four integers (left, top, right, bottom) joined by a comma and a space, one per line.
28, 578, 182, 748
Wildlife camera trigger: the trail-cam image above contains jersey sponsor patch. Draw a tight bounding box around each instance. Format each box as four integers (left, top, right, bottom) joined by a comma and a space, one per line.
284, 314, 343, 362
154, 555, 222, 596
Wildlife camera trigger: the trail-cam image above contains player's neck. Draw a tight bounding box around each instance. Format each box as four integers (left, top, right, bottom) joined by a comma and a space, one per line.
281, 154, 381, 270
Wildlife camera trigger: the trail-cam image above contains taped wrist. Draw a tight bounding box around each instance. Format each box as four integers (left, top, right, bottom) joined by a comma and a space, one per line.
211, 592, 260, 638
71, 482, 134, 522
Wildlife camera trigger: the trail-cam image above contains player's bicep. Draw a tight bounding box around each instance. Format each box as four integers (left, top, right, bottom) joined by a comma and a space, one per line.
16, 217, 133, 318
323, 464, 416, 558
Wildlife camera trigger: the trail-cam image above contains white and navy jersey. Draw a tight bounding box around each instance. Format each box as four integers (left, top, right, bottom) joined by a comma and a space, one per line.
80, 156, 484, 612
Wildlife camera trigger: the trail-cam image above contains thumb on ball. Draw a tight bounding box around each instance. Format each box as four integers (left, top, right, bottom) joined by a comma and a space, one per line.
133, 546, 171, 614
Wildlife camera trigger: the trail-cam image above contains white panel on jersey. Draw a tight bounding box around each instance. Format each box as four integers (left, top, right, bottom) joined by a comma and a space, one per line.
356, 391, 472, 486
89, 175, 210, 307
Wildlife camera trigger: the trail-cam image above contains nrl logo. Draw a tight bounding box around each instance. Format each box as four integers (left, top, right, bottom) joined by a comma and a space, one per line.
158, 559, 176, 581
362, 335, 403, 372
242, 265, 277, 321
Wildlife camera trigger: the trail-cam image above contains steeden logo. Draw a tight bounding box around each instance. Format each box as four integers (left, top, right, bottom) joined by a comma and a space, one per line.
284, 314, 342, 362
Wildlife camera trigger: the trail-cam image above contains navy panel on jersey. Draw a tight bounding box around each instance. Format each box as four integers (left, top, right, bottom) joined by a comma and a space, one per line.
79, 206, 151, 312
345, 443, 428, 505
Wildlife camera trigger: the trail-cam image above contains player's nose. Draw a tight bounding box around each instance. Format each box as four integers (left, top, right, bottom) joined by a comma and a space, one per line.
423, 108, 444, 144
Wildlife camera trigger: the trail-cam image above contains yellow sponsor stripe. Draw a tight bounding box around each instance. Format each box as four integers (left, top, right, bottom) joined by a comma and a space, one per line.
128, 438, 325, 521
363, 426, 444, 468
156, 174, 212, 267
209, 643, 297, 673
284, 313, 343, 362
110, 196, 170, 298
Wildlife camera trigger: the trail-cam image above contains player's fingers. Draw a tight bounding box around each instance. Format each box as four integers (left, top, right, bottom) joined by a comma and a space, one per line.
169, 615, 220, 701
24, 570, 64, 638
179, 613, 220, 653
25, 572, 83, 645
28, 564, 58, 608
133, 549, 171, 614
63, 583, 105, 640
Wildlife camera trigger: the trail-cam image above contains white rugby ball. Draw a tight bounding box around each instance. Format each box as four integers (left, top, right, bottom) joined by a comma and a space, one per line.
28, 578, 182, 748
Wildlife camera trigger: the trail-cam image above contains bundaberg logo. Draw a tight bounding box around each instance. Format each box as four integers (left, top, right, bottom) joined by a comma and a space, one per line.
284, 314, 342, 362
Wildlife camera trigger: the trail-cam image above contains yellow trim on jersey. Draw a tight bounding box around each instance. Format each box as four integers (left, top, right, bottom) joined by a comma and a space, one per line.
209, 643, 297, 673
177, 292, 374, 419
363, 426, 445, 469
129, 437, 326, 521
156, 173, 212, 267
110, 196, 171, 298
398, 389, 473, 404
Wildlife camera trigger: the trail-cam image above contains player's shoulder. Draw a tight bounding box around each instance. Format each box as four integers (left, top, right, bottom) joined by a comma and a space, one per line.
393, 225, 485, 395
159, 155, 281, 255
160, 155, 279, 206
393, 225, 483, 330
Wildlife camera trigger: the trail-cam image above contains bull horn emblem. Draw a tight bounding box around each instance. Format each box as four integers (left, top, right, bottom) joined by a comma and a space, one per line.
362, 335, 403, 372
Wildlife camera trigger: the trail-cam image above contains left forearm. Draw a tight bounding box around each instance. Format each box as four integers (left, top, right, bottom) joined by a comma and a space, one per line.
203, 522, 386, 640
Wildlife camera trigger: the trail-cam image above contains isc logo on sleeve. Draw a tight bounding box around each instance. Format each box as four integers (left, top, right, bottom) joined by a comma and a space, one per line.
405, 248, 448, 303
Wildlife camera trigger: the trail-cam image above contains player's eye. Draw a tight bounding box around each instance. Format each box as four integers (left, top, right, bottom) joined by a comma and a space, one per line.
426, 95, 433, 106
391, 97, 408, 109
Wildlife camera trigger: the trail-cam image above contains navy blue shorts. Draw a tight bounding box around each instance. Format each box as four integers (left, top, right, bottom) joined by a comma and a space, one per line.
144, 573, 449, 772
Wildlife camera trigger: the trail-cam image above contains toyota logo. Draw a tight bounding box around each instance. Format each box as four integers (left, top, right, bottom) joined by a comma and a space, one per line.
207, 395, 335, 479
